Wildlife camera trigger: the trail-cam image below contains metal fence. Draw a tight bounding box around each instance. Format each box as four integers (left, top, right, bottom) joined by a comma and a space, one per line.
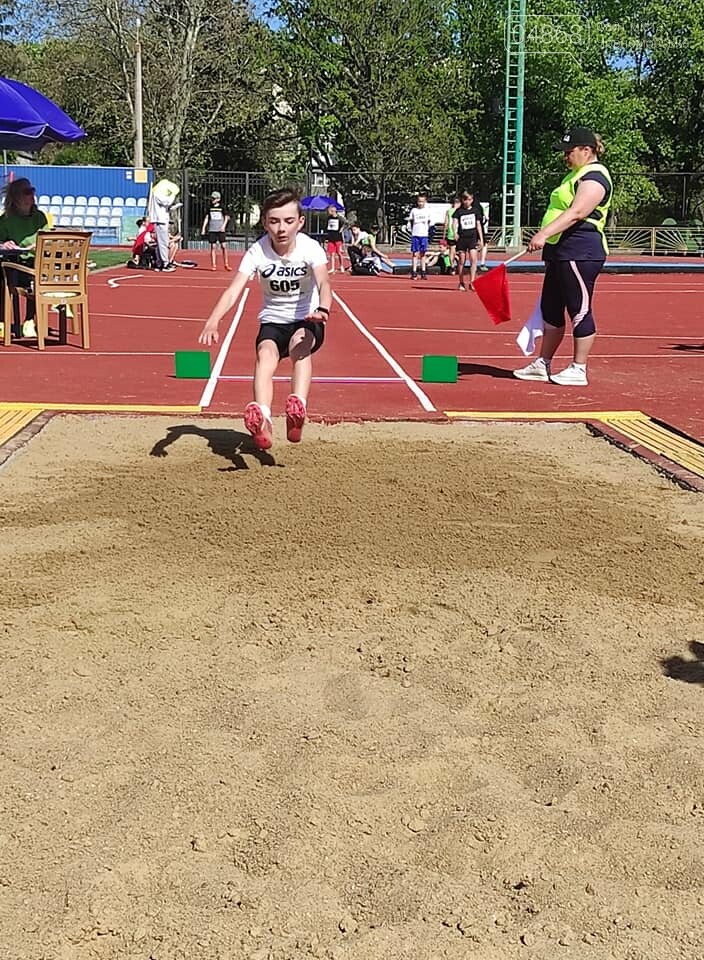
322, 170, 704, 237
162, 168, 704, 249
157, 169, 286, 249
391, 224, 704, 256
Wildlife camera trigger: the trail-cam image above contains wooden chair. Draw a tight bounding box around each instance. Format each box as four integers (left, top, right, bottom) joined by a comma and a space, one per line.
2, 231, 92, 350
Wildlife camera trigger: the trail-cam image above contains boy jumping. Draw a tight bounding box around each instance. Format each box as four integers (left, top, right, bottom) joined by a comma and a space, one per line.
198, 188, 332, 450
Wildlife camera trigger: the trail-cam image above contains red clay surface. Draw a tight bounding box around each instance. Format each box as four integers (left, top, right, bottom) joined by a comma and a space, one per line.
1, 250, 702, 441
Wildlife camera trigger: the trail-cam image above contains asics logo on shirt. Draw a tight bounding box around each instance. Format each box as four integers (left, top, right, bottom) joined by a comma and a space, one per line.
261, 264, 308, 278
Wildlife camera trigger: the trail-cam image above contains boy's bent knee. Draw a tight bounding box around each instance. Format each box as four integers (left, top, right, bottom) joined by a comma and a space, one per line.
256, 341, 280, 363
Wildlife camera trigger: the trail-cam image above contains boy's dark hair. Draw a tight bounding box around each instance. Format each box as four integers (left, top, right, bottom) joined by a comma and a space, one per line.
262, 188, 302, 217
461, 190, 474, 200
417, 191, 428, 199
136, 218, 145, 227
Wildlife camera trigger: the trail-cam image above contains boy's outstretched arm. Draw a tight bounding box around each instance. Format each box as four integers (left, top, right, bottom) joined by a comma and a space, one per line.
198, 271, 249, 345
306, 264, 332, 318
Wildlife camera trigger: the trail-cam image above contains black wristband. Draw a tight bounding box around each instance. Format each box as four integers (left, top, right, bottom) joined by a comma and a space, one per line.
317, 306, 329, 315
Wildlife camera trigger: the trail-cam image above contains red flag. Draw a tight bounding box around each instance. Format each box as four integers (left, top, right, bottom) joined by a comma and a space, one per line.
473, 263, 512, 325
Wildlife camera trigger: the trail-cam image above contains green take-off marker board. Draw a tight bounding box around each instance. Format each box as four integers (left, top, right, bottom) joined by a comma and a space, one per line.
421, 355, 458, 383
174, 351, 211, 378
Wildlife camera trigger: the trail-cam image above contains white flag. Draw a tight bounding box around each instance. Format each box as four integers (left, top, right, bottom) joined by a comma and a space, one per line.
516, 298, 544, 356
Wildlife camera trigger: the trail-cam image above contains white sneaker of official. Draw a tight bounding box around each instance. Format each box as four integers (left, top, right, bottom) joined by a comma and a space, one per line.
551, 363, 588, 386
513, 358, 550, 382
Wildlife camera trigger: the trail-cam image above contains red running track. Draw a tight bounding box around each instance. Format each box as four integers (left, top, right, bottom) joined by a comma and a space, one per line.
0, 251, 702, 440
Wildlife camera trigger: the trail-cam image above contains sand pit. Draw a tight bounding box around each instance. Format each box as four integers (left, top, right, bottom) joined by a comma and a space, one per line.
1, 415, 703, 960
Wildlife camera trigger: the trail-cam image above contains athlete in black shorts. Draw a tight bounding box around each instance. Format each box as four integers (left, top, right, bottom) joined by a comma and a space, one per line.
452, 191, 484, 291
201, 190, 231, 272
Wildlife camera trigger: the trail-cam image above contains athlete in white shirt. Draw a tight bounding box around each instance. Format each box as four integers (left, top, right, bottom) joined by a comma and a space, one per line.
407, 193, 434, 280
199, 188, 332, 450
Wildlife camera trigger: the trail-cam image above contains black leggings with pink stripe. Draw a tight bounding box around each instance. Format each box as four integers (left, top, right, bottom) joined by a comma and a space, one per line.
541, 259, 604, 338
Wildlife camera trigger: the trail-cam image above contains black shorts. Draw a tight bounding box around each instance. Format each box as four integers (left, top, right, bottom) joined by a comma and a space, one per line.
208, 231, 226, 245
256, 320, 325, 359
457, 234, 479, 252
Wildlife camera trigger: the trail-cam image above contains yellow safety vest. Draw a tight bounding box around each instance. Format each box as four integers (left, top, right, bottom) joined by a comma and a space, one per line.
541, 162, 613, 255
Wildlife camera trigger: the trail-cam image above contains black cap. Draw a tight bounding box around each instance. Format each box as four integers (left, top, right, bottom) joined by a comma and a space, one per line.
554, 126, 598, 151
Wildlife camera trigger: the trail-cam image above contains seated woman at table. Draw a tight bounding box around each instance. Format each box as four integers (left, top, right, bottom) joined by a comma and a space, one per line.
0, 178, 48, 333
0, 178, 48, 257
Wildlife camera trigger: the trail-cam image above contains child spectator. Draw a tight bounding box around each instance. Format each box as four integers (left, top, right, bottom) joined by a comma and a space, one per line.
325, 204, 346, 274
348, 224, 395, 272
129, 217, 158, 268
168, 228, 182, 265
201, 191, 231, 271
407, 192, 433, 280
444, 197, 460, 273
453, 190, 484, 291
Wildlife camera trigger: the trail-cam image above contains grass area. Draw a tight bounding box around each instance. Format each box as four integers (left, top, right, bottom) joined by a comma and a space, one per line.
89, 249, 129, 271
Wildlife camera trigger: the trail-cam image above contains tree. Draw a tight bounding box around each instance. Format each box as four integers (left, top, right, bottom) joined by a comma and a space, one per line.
24, 0, 273, 169
269, 0, 472, 177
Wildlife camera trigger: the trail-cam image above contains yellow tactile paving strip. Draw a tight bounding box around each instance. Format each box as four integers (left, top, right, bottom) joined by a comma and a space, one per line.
0, 406, 43, 445
600, 415, 704, 480
445, 409, 704, 482
0, 404, 202, 456
445, 410, 646, 421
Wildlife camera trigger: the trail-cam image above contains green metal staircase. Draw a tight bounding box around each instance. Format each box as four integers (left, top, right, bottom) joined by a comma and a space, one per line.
500, 0, 527, 248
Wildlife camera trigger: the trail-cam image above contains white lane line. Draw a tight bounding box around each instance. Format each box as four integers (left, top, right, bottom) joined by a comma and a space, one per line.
332, 291, 436, 412
405, 353, 704, 360
91, 312, 205, 322
0, 351, 175, 358
105, 277, 220, 290
219, 376, 403, 383
106, 274, 146, 288
333, 282, 704, 292
377, 326, 704, 340
199, 290, 249, 408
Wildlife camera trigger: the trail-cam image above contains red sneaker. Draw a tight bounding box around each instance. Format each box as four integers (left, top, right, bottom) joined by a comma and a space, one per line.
285, 394, 306, 443
244, 402, 272, 450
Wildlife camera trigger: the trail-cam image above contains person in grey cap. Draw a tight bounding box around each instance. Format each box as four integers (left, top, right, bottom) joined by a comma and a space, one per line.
514, 126, 612, 387
201, 190, 231, 271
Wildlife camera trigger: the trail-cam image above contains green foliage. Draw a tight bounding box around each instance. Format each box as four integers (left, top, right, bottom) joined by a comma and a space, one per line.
13, 0, 273, 169
142, 0, 274, 167
269, 0, 471, 177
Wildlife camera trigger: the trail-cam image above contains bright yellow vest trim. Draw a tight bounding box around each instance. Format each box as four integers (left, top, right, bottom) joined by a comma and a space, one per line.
541, 162, 612, 254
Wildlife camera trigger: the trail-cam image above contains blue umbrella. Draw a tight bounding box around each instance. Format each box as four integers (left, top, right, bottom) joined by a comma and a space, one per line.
301, 194, 344, 212
0, 76, 85, 151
